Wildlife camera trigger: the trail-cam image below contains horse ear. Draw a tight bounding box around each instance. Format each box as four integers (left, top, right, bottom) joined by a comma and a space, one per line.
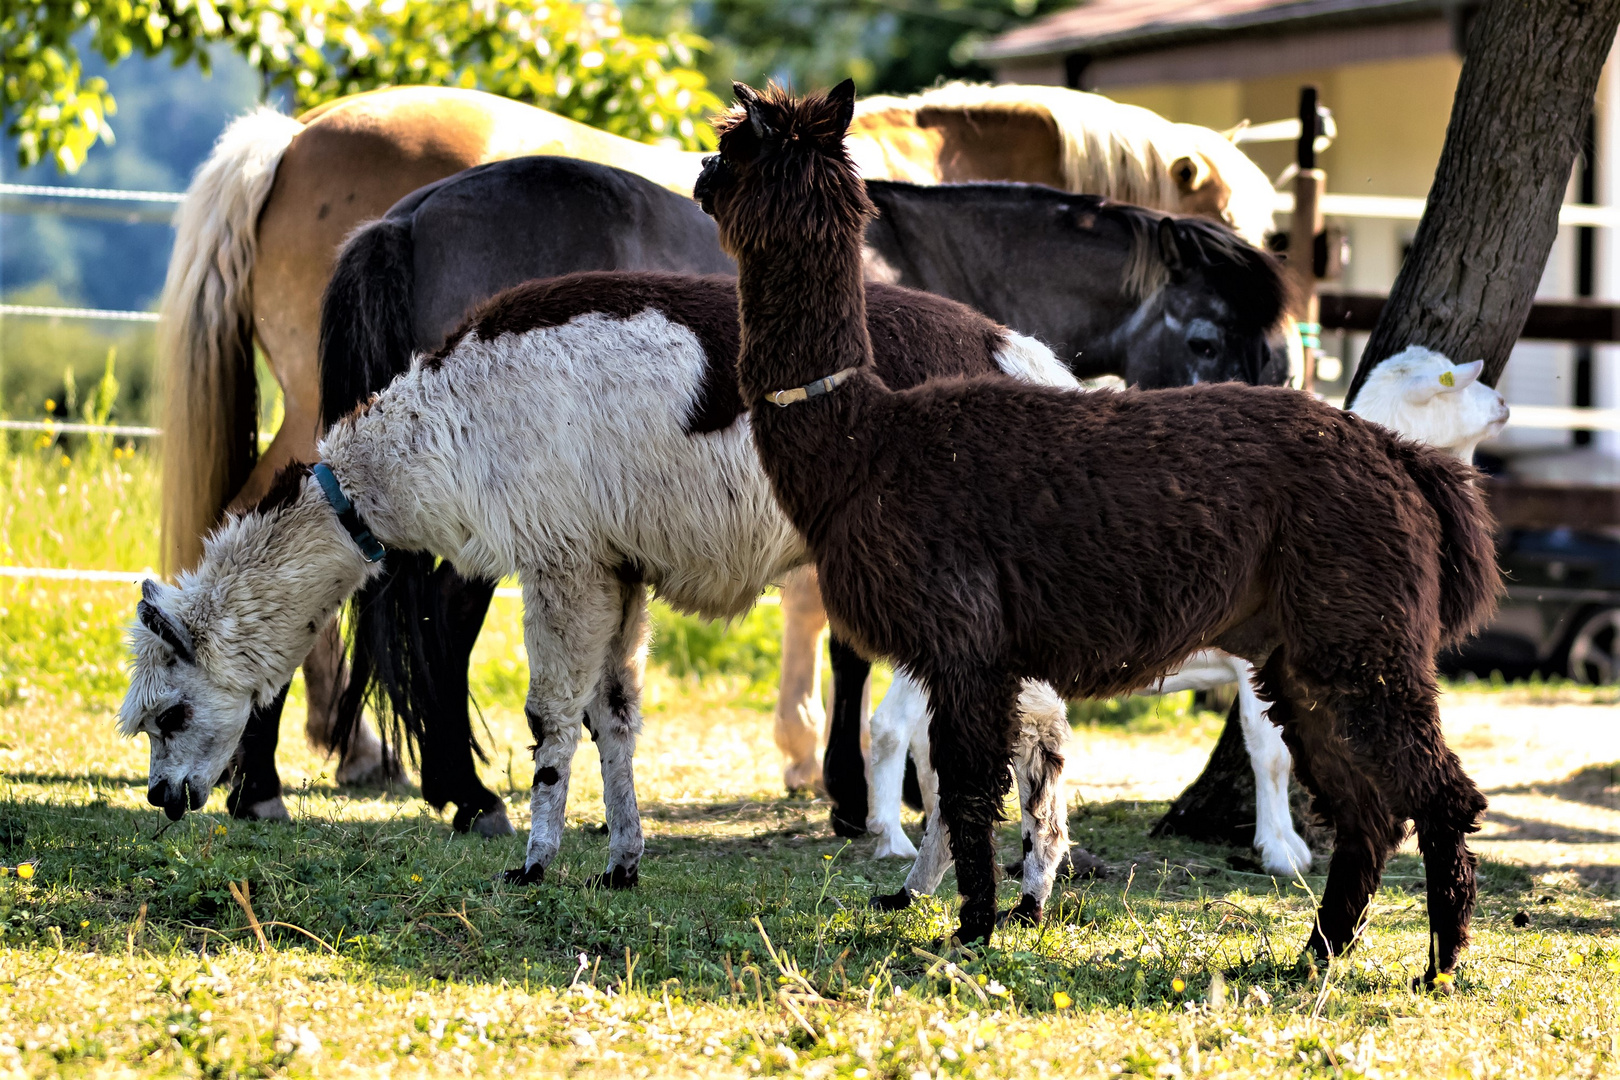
1170, 154, 1210, 194
828, 78, 857, 136
138, 590, 196, 664
1157, 218, 1186, 274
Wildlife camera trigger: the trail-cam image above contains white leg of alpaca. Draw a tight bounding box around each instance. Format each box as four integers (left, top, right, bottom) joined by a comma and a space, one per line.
867, 671, 926, 858
900, 699, 950, 896
1012, 681, 1071, 911
774, 566, 828, 793
582, 578, 651, 887
1236, 660, 1313, 876
519, 568, 621, 878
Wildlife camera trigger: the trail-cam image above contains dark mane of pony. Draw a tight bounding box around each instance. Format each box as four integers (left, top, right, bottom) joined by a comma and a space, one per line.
1106, 201, 1289, 333
246, 461, 313, 517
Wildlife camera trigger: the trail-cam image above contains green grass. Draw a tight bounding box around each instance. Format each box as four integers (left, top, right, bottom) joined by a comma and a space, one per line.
0, 440, 1617, 1077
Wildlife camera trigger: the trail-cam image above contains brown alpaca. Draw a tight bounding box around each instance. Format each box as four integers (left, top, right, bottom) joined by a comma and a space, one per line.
696, 81, 1498, 986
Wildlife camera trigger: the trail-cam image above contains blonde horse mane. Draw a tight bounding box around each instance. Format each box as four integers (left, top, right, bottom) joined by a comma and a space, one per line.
158, 107, 303, 575
854, 82, 1276, 245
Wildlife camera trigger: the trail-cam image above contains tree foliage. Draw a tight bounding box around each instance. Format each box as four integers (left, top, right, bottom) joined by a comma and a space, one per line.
3, 1, 721, 172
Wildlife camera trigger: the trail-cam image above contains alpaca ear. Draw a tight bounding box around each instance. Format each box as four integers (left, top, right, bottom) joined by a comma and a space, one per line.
1443, 359, 1485, 392
828, 78, 857, 136
138, 597, 196, 663
734, 82, 772, 140
1157, 218, 1186, 275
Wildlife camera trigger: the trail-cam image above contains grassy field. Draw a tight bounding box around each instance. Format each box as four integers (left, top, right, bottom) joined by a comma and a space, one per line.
1, 437, 1618, 1078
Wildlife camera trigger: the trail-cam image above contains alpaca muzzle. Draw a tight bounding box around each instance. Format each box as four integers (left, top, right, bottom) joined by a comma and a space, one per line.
148, 778, 206, 821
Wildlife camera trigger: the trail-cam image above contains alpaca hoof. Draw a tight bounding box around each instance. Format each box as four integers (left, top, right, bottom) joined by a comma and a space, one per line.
999, 894, 1043, 926
953, 916, 995, 946
830, 810, 867, 838
585, 865, 639, 890
500, 864, 545, 886
870, 888, 915, 912
462, 805, 515, 838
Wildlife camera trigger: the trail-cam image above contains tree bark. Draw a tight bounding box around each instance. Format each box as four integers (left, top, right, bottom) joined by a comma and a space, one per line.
1167, 0, 1620, 846
1344, 0, 1620, 402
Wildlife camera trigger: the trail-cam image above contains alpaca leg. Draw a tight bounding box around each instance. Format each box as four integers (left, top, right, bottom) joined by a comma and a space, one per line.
1008, 681, 1070, 924
227, 683, 291, 821
774, 566, 827, 794
923, 667, 1020, 944
868, 671, 927, 858
825, 634, 873, 837
1236, 661, 1312, 876
504, 569, 620, 885
583, 579, 650, 890
1255, 656, 1402, 964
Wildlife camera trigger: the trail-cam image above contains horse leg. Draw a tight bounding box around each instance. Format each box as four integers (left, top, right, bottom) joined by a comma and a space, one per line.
868, 671, 926, 858
503, 567, 620, 884
1236, 659, 1312, 876
582, 578, 650, 890
226, 683, 291, 821
825, 634, 872, 837
922, 666, 1020, 944
1253, 653, 1404, 967
417, 566, 510, 837
774, 566, 827, 794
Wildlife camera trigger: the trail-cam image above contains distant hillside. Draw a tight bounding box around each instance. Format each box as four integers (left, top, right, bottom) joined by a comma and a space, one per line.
1, 45, 262, 313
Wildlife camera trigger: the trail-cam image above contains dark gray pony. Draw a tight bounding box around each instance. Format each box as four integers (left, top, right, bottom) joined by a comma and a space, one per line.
229, 155, 1288, 838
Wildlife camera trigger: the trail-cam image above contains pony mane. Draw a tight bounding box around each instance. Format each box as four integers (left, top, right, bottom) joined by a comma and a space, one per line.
1103, 202, 1287, 331
853, 82, 1277, 245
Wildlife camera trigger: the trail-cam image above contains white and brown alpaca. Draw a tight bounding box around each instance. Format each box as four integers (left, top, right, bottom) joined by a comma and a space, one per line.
698, 82, 1498, 983
869, 345, 1510, 881
118, 272, 1081, 897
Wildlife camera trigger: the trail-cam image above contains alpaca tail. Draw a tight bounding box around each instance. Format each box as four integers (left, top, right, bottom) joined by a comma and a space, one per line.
1397, 443, 1501, 646
319, 216, 480, 785
159, 107, 303, 575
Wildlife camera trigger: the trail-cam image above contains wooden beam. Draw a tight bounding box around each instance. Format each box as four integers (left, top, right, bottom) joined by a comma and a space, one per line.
1319, 292, 1620, 343
1485, 480, 1620, 530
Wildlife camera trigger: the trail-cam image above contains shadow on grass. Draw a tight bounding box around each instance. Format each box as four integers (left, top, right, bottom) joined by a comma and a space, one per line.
1486, 761, 1620, 812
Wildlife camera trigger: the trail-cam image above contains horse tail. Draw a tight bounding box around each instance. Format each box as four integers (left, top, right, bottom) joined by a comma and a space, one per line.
319, 216, 465, 782
1395, 443, 1501, 646
158, 106, 303, 575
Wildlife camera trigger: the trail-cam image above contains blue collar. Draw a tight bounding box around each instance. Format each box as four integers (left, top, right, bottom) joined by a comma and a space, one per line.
312, 463, 386, 564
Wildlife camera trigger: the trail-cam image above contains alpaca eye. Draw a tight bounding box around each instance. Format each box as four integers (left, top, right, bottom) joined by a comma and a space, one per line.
155, 703, 189, 737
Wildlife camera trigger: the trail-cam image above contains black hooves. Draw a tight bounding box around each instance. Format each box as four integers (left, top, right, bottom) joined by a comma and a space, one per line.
870, 888, 915, 912
829, 810, 867, 838
585, 865, 639, 891
501, 863, 545, 886
999, 894, 1043, 927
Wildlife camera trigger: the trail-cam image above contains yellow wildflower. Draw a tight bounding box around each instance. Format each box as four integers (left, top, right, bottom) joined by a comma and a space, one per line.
16, 863, 34, 880
214, 824, 228, 837
410, 873, 423, 884
1053, 991, 1072, 1010
1172, 978, 1186, 994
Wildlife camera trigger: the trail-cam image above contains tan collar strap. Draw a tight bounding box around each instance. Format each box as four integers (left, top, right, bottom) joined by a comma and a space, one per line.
765, 366, 861, 407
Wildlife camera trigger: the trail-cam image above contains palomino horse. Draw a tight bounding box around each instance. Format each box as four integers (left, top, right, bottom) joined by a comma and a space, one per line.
158, 83, 1279, 803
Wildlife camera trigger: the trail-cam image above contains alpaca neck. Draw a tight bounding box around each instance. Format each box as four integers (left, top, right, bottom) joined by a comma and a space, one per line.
187, 481, 376, 699
734, 229, 875, 407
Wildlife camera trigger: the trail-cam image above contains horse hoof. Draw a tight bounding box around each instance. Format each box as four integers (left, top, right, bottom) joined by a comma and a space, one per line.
334, 747, 403, 788
870, 888, 915, 912
585, 865, 639, 891
999, 894, 1043, 927
830, 811, 867, 838
469, 805, 515, 838
500, 864, 545, 886
229, 794, 290, 822
1058, 848, 1106, 880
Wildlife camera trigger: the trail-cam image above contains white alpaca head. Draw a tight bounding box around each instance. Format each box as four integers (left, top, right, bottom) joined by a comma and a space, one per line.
118, 466, 374, 820
1350, 346, 1509, 460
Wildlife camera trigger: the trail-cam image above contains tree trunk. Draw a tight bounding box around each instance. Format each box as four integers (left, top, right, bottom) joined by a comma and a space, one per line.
1344, 0, 1620, 401
1166, 0, 1620, 848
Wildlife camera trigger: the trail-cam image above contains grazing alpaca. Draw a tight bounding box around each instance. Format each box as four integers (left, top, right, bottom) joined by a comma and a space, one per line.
868, 347, 1509, 878
698, 82, 1497, 983
118, 272, 1080, 898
